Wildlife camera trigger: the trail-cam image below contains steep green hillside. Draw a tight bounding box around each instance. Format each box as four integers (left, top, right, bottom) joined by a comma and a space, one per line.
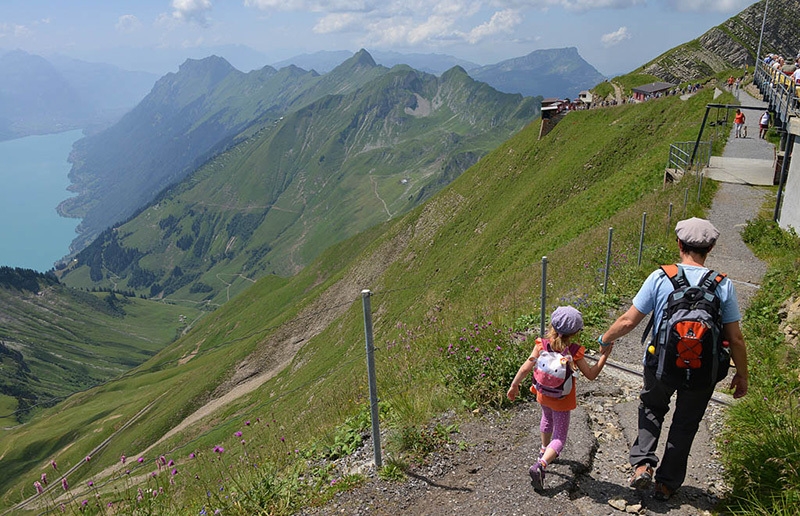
0, 267, 202, 425
61, 64, 539, 303
0, 86, 728, 511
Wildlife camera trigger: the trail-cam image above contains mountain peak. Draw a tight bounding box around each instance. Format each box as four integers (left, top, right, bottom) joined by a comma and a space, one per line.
352, 48, 377, 68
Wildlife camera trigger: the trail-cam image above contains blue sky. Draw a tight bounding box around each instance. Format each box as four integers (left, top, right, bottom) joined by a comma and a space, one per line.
0, 0, 758, 77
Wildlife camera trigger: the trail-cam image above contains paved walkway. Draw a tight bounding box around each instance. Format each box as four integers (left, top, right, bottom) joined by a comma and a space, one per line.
704, 89, 776, 185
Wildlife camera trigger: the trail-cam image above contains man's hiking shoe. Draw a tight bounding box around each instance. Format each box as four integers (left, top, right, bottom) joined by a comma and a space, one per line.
529, 461, 545, 491
629, 464, 653, 490
653, 482, 674, 501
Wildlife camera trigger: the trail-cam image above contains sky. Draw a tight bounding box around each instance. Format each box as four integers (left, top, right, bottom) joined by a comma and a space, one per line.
0, 0, 759, 77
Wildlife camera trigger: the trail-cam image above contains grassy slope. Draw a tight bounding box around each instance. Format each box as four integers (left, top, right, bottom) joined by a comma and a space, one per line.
0, 286, 203, 426
0, 87, 730, 509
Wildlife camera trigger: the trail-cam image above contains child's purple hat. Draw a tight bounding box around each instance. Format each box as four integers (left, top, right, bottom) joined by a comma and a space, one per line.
550, 306, 584, 336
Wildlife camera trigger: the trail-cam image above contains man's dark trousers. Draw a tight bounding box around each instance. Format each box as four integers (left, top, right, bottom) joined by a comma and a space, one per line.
629, 367, 716, 490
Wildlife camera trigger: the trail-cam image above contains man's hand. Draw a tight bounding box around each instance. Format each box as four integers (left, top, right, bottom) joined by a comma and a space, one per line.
730, 372, 748, 399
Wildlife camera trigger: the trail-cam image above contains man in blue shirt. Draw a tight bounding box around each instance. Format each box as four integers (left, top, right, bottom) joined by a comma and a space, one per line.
597, 217, 749, 501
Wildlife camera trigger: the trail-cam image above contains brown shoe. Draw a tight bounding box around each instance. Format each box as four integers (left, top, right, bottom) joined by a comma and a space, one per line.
653, 482, 674, 501
629, 463, 653, 490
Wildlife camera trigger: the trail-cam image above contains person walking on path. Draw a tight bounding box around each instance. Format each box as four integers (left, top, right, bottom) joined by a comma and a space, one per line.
595, 218, 749, 502
734, 109, 746, 138
759, 110, 770, 139
507, 306, 613, 491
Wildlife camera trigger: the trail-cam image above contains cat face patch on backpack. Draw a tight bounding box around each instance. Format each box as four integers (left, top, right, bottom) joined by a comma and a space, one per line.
533, 340, 577, 398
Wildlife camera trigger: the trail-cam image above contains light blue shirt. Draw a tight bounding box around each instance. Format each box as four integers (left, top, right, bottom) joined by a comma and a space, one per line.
632, 264, 741, 338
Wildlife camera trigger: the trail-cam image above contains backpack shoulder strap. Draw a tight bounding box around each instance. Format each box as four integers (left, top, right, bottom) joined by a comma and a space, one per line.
699, 270, 726, 292
660, 264, 688, 288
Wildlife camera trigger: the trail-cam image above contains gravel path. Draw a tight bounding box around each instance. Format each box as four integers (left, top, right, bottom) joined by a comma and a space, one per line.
298, 92, 771, 516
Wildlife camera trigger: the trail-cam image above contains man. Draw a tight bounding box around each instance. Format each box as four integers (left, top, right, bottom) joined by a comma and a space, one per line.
596, 217, 748, 501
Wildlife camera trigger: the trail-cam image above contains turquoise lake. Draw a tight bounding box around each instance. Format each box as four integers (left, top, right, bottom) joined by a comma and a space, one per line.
0, 130, 83, 272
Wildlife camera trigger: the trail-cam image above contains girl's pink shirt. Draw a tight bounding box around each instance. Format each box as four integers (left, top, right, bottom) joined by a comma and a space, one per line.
529, 338, 585, 412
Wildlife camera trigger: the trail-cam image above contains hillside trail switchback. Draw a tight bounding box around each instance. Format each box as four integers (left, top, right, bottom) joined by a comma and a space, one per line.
298, 91, 772, 516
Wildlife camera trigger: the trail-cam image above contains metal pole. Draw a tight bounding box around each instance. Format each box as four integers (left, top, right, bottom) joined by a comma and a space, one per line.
683, 188, 689, 218
540, 257, 547, 338
603, 228, 613, 295
756, 0, 769, 65
638, 212, 647, 267
774, 133, 794, 222
697, 173, 704, 203
361, 289, 382, 468
667, 203, 673, 235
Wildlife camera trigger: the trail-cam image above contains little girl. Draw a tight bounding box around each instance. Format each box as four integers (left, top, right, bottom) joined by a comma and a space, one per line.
507, 306, 613, 490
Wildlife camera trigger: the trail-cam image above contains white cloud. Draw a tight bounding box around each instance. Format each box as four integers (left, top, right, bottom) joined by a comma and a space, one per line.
115, 15, 142, 34
463, 9, 521, 44
0, 23, 32, 39
665, 0, 752, 13
601, 26, 630, 47
172, 0, 213, 26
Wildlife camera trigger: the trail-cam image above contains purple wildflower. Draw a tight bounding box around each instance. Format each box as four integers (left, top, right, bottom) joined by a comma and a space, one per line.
235, 431, 242, 437
41, 473, 47, 485
61, 478, 68, 491
34, 481, 44, 494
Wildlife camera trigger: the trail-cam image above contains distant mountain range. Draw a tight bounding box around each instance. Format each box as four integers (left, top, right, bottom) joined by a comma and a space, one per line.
0, 50, 158, 141
273, 47, 605, 99
60, 50, 540, 302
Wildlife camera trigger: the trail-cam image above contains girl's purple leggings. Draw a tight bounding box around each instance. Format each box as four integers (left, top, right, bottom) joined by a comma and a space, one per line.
540, 406, 571, 457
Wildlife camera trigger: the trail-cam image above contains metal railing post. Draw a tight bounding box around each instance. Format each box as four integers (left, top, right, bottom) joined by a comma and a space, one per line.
540, 256, 547, 338
603, 228, 613, 295
361, 289, 382, 468
638, 212, 647, 267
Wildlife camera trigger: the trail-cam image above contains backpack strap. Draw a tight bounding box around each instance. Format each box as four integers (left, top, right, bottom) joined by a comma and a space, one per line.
660, 264, 689, 289
699, 270, 726, 292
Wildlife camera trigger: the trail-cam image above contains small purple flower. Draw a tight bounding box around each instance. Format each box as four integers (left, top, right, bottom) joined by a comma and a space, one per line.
235, 431, 242, 437
61, 478, 69, 491
159, 455, 167, 466
138, 457, 144, 463
81, 500, 88, 507
34, 481, 44, 494
120, 454, 126, 464
245, 420, 251, 426
280, 437, 285, 442
85, 455, 91, 462
41, 473, 48, 485
172, 469, 178, 476
51, 460, 58, 470
213, 446, 224, 454
168, 459, 175, 467
87, 481, 93, 487
189, 452, 196, 459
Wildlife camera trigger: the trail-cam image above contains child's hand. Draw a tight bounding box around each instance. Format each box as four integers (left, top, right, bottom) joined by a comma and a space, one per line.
507, 384, 520, 401
601, 343, 614, 355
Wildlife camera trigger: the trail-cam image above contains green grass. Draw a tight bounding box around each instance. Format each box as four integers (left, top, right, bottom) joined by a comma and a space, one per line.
719, 216, 800, 515
0, 85, 734, 512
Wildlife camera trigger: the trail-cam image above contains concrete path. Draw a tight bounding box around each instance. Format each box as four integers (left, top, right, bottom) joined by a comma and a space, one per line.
704, 89, 776, 185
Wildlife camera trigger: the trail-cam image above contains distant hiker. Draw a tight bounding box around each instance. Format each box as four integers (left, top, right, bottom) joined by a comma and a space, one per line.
507, 306, 614, 491
734, 109, 745, 138
596, 218, 748, 501
726, 76, 734, 89
759, 110, 770, 139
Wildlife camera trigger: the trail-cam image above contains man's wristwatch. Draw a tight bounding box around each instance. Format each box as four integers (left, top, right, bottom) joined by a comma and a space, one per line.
597, 335, 612, 347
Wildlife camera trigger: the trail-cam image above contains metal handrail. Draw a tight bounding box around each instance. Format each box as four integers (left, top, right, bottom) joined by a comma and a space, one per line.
669, 141, 710, 175
754, 60, 799, 128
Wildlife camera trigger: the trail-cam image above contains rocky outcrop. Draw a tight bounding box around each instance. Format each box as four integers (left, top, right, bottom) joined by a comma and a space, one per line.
641, 0, 799, 84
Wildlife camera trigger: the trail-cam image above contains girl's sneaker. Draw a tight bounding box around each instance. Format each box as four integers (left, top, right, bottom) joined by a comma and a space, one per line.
529, 461, 546, 491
